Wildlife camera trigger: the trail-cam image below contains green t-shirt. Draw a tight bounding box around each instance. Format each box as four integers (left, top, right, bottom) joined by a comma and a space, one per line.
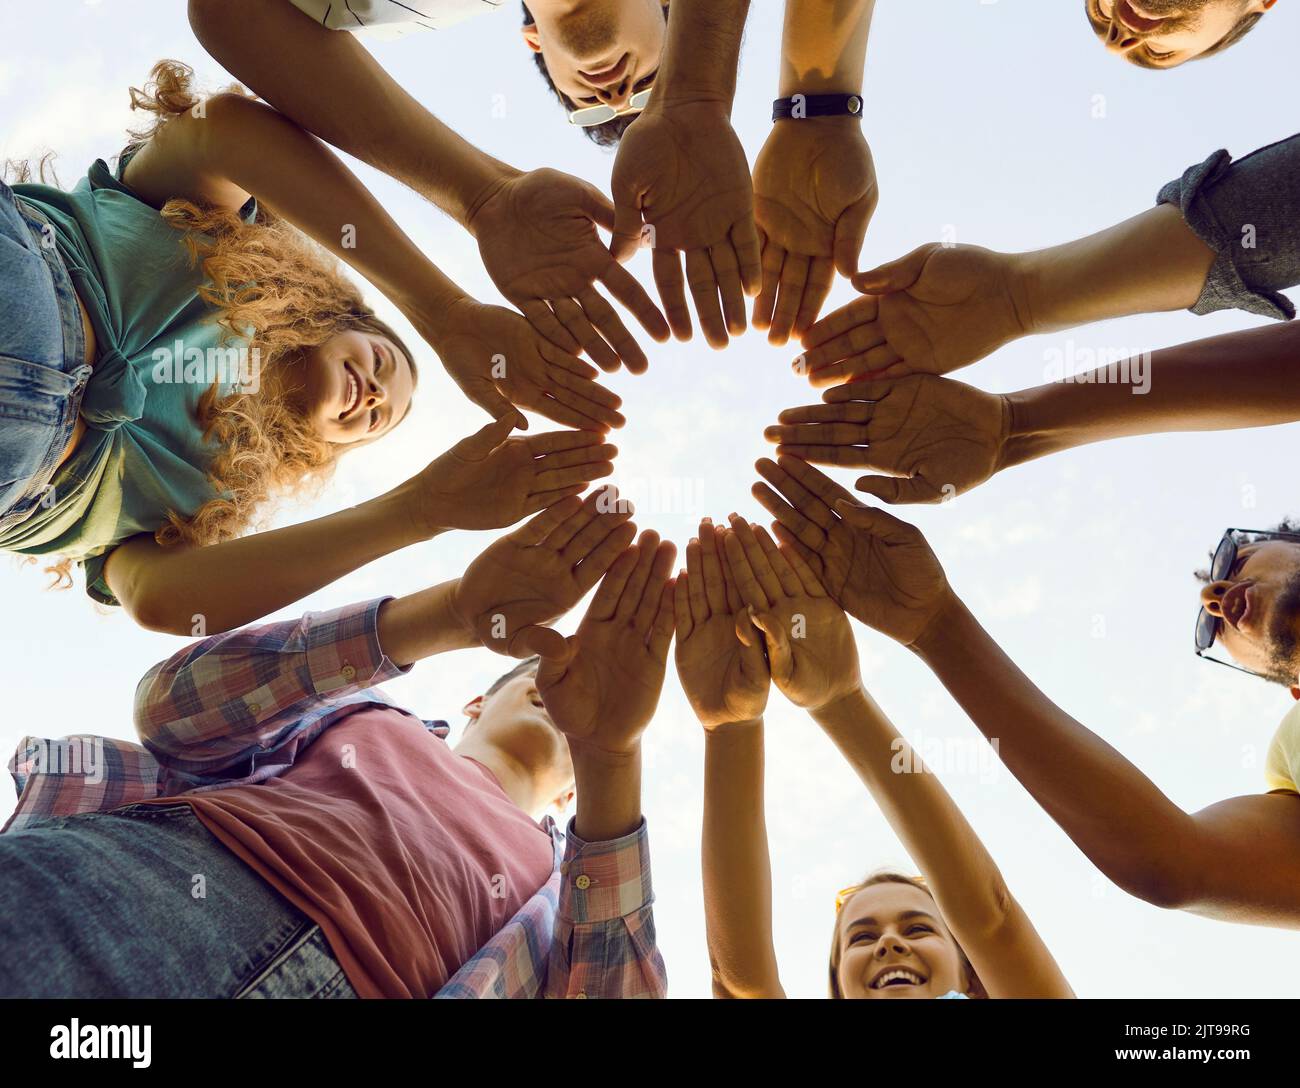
0, 158, 257, 604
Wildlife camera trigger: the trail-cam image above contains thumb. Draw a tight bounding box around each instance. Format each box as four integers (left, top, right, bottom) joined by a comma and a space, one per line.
832, 196, 876, 279
608, 178, 647, 263
583, 185, 617, 232
852, 242, 940, 295
854, 474, 935, 506
834, 498, 915, 541
747, 607, 793, 681
510, 624, 571, 664
460, 412, 519, 458
467, 378, 529, 432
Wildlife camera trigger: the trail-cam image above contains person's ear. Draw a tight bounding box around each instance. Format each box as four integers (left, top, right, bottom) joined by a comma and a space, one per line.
520, 23, 542, 53
463, 695, 485, 721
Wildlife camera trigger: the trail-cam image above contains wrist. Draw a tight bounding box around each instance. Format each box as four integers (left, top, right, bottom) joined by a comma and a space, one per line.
570, 739, 642, 842
1004, 249, 1048, 336
386, 472, 447, 543
702, 714, 765, 736
909, 589, 969, 664
462, 163, 524, 239
807, 684, 866, 724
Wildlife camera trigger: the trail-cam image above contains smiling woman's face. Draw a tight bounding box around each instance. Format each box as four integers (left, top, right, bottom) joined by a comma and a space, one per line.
1084, 0, 1270, 68
294, 328, 416, 446
1199, 540, 1300, 685
834, 882, 969, 1000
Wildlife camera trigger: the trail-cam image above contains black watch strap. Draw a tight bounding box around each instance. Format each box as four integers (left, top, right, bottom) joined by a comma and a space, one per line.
771, 93, 864, 121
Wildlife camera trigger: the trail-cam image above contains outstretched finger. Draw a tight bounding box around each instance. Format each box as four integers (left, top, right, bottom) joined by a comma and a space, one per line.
652, 248, 692, 342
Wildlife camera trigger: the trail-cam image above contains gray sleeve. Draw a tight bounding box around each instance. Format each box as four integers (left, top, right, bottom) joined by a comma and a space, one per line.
1156, 134, 1300, 321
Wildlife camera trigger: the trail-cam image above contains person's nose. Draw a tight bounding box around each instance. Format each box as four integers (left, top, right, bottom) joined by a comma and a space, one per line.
364, 371, 388, 409
875, 932, 911, 958
1104, 19, 1142, 54
591, 77, 633, 111
1200, 581, 1230, 617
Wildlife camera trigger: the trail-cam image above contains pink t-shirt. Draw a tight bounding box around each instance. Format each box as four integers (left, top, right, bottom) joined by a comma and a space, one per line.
178, 707, 555, 998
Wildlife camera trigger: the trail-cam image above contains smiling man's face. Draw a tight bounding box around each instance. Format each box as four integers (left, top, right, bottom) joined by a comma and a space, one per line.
1084, 0, 1274, 68
834, 882, 970, 1000
521, 0, 667, 118
1199, 539, 1300, 689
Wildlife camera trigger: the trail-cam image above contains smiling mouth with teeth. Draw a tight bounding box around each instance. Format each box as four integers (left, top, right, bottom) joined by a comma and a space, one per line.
342, 369, 361, 419
871, 968, 926, 990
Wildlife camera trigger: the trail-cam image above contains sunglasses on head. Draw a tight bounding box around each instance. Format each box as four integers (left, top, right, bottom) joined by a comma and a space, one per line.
568, 87, 653, 127
1195, 527, 1300, 679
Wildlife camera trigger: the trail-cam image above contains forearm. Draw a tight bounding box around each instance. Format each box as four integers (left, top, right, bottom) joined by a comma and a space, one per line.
187, 0, 516, 224
913, 593, 1196, 905
812, 688, 1012, 936
570, 743, 642, 843
1001, 321, 1300, 468
376, 580, 477, 668
702, 721, 784, 998
655, 0, 751, 107
1017, 204, 1215, 333
196, 94, 467, 329
109, 487, 431, 636
778, 0, 875, 96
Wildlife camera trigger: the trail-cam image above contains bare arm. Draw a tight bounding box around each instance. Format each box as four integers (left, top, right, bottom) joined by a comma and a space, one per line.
123, 90, 467, 336
779, 0, 875, 94
186, 0, 512, 226
1003, 321, 1300, 468
105, 486, 426, 635
915, 592, 1300, 926
656, 0, 751, 107
1017, 203, 1217, 331
813, 687, 1073, 998
703, 721, 785, 998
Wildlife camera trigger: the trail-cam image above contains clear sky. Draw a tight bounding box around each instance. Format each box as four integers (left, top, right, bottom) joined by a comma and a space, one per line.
3, 0, 1299, 998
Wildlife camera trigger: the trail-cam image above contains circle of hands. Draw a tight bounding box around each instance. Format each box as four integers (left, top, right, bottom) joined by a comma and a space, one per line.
419, 107, 1023, 754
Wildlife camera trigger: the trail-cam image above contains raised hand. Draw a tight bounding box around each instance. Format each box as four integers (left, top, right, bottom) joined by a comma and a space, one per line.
673, 519, 769, 730
795, 244, 1033, 385
752, 119, 878, 345
468, 167, 670, 374
763, 375, 1011, 505
720, 517, 860, 713
609, 104, 762, 349
419, 299, 626, 431
521, 530, 677, 758
406, 415, 617, 536
451, 486, 636, 658
751, 455, 950, 647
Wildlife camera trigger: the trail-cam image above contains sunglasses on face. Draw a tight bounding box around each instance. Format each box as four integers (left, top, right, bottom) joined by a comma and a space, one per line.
1195, 527, 1300, 679
568, 87, 653, 127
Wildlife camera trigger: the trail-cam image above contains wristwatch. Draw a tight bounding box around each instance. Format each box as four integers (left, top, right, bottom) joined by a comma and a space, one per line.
771, 93, 865, 122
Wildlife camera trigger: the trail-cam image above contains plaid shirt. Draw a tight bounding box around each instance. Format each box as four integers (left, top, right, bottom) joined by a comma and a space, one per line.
4, 599, 666, 999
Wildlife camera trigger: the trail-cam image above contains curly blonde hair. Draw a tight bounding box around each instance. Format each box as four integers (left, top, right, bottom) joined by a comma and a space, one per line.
31, 60, 416, 587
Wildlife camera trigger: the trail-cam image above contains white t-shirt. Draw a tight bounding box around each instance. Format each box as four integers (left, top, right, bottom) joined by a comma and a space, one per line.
287, 0, 506, 39
1264, 702, 1300, 794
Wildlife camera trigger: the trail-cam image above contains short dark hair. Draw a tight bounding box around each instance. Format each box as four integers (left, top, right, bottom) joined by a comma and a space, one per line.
520, 2, 666, 148
484, 656, 541, 699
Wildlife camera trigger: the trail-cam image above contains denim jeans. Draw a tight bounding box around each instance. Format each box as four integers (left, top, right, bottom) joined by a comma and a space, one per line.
0, 802, 357, 998
0, 179, 93, 532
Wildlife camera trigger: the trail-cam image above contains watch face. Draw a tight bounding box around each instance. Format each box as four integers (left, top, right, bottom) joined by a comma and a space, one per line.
848, 96, 862, 114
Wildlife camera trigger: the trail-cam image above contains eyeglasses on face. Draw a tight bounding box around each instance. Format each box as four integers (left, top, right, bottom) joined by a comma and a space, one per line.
567, 87, 653, 127
1194, 527, 1300, 680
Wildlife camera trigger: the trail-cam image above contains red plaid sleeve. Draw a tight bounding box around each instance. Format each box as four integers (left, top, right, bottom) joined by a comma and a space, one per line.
545, 818, 667, 999
132, 598, 408, 781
